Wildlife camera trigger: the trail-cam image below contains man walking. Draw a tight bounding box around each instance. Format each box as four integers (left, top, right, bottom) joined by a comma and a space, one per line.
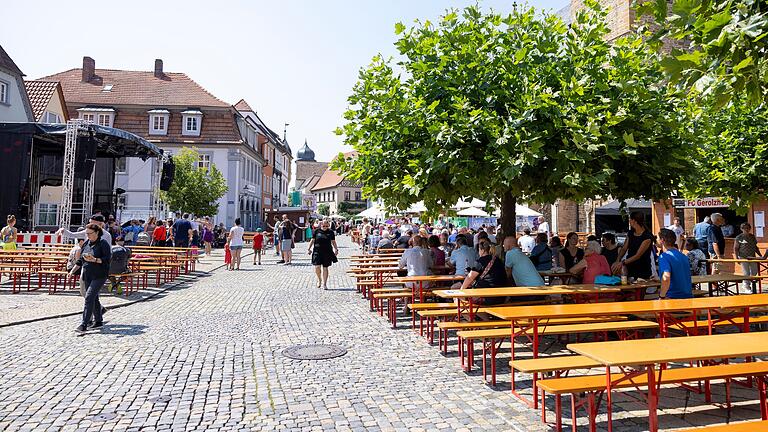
172, 213, 193, 248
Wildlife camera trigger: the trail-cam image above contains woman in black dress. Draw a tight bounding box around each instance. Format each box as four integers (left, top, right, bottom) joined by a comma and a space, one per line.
307, 219, 339, 289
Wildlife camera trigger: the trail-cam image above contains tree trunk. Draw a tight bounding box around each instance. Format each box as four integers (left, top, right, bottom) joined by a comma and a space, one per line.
500, 191, 517, 240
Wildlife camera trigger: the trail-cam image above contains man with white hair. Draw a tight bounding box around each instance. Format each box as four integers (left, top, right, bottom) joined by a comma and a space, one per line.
536, 215, 551, 238
707, 213, 726, 274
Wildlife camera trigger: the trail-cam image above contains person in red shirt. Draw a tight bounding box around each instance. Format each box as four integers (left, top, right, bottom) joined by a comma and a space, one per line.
252, 228, 264, 265
152, 221, 170, 247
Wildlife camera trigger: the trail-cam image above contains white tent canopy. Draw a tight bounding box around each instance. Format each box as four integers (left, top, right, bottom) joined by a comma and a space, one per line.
403, 201, 427, 213
455, 198, 487, 209
457, 207, 489, 217
357, 204, 385, 219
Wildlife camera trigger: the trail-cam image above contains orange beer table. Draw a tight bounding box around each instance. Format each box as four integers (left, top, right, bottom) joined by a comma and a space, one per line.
435, 282, 657, 321
568, 332, 768, 432
691, 273, 763, 296
395, 274, 465, 327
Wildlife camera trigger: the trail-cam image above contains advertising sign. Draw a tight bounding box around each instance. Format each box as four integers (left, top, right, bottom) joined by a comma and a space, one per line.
301, 194, 317, 210
672, 197, 726, 208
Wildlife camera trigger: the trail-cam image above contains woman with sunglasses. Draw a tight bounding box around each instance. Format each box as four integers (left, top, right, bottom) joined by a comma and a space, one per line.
76, 223, 112, 333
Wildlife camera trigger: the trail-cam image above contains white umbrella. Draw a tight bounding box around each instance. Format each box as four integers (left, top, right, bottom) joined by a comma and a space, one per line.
403, 201, 427, 213
357, 205, 384, 219
491, 204, 542, 217
457, 207, 489, 217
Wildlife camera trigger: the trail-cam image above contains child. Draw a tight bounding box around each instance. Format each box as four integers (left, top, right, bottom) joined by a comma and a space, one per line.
252, 228, 264, 265
224, 240, 232, 268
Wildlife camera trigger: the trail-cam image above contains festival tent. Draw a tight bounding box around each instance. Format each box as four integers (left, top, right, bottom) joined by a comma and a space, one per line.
357, 204, 386, 219
455, 198, 487, 209
457, 207, 489, 217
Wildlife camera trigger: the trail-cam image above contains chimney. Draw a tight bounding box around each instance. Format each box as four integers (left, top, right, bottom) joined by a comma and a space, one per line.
154, 59, 163, 78
82, 56, 95, 82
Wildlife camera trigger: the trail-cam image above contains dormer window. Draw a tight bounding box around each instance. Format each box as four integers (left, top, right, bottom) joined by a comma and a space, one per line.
181, 110, 202, 137
148, 109, 169, 135
77, 107, 114, 127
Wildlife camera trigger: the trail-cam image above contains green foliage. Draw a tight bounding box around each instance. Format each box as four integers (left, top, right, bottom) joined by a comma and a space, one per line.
338, 201, 366, 214
159, 147, 228, 217
685, 98, 768, 211
335, 1, 695, 232
317, 203, 330, 216
638, 0, 768, 106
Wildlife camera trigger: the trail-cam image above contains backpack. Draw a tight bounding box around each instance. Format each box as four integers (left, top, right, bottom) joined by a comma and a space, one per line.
109, 245, 132, 275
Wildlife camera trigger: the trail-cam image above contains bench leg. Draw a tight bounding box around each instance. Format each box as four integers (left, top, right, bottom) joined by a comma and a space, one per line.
758, 376, 768, 420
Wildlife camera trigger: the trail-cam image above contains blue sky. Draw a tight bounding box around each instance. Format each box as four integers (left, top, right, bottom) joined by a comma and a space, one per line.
1, 0, 568, 175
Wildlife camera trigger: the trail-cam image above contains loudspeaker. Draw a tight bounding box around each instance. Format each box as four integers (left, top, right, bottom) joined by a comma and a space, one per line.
160, 157, 175, 191
74, 134, 97, 180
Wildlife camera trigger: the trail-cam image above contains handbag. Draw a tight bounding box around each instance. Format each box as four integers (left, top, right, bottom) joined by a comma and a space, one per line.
472, 256, 497, 289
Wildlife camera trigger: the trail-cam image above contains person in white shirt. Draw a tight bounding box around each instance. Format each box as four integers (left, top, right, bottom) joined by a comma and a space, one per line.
228, 218, 245, 270
518, 228, 536, 254
536, 216, 551, 239
666, 217, 685, 249
58, 215, 112, 246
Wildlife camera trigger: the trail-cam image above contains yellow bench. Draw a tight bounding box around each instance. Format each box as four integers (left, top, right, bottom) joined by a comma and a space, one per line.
676, 420, 768, 432
668, 315, 768, 333
538, 361, 768, 432
456, 320, 659, 387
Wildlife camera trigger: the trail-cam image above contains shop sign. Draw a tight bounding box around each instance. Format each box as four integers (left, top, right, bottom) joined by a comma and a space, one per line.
672, 197, 726, 208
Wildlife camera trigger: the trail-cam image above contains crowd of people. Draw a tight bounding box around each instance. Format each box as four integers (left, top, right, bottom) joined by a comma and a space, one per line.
353, 210, 765, 306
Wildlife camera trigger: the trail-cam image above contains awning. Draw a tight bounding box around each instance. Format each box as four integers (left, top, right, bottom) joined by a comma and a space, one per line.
595, 199, 652, 216
0, 122, 163, 160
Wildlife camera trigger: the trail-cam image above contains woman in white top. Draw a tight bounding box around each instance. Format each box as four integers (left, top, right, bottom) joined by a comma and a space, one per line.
228, 218, 245, 270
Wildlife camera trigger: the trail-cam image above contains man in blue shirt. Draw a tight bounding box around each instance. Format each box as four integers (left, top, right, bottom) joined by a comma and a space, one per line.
172, 213, 193, 248
503, 236, 545, 287
693, 216, 712, 258
448, 236, 477, 276
657, 228, 692, 299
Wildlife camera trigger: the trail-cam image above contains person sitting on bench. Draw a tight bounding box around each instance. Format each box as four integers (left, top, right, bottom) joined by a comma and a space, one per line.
657, 228, 693, 299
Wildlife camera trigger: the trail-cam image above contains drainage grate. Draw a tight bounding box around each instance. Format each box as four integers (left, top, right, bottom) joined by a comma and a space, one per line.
149, 395, 172, 404
91, 412, 117, 422
282, 344, 347, 360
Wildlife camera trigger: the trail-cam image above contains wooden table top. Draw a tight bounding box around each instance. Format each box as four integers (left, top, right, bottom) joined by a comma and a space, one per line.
349, 267, 401, 273
692, 274, 761, 283
485, 293, 768, 320
433, 285, 623, 299
351, 261, 402, 267
705, 258, 768, 263
395, 275, 465, 283
568, 332, 768, 367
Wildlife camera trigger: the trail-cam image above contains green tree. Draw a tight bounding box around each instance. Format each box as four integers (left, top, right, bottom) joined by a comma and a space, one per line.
317, 203, 330, 216
639, 0, 768, 107
335, 2, 695, 235
160, 147, 228, 216
685, 97, 768, 210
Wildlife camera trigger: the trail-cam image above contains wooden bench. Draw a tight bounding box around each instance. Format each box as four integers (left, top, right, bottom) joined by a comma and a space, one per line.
538, 361, 768, 432
676, 420, 768, 432
437, 316, 628, 356
416, 300, 553, 341
457, 320, 659, 386
37, 269, 79, 294
668, 315, 768, 334
109, 272, 147, 295
1, 269, 32, 293
508, 355, 604, 410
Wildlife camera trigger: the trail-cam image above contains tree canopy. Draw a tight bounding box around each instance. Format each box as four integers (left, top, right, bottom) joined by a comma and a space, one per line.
639, 0, 768, 107
335, 1, 695, 234
160, 147, 228, 217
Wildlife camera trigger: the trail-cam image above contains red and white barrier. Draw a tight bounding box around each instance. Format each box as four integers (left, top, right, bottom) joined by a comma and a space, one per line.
15, 232, 67, 248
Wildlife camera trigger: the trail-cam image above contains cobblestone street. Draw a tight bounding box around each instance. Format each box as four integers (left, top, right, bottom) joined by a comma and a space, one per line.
0, 236, 763, 431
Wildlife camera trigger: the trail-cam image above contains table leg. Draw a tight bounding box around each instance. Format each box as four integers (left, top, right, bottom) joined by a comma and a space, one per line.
647, 364, 658, 432
532, 319, 539, 358
419, 281, 424, 303
606, 367, 613, 432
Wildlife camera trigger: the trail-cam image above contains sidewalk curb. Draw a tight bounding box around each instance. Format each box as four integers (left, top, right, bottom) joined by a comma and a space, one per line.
0, 252, 251, 329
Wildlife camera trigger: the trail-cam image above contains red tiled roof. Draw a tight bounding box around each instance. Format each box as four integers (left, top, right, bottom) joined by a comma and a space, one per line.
38, 68, 231, 108
234, 99, 253, 112
24, 80, 59, 121
311, 152, 357, 191
0, 45, 23, 76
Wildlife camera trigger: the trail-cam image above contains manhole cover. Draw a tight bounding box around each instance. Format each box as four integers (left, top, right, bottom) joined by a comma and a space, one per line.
149, 395, 172, 404
282, 344, 347, 360
91, 412, 117, 422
